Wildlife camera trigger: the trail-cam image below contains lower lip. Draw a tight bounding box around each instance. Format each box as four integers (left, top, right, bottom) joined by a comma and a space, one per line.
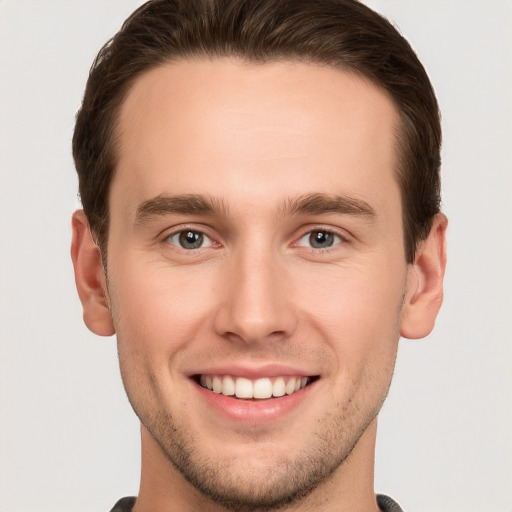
193, 380, 316, 425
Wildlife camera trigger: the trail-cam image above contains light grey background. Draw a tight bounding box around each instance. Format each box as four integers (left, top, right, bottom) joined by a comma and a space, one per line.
0, 1, 510, 511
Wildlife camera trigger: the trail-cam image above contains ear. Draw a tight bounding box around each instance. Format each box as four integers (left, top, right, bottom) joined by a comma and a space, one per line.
400, 213, 448, 339
70, 210, 115, 336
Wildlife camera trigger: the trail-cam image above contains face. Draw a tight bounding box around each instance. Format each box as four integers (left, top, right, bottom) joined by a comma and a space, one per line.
102, 59, 411, 509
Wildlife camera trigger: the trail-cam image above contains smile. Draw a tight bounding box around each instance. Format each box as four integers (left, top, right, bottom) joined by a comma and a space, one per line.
198, 375, 313, 399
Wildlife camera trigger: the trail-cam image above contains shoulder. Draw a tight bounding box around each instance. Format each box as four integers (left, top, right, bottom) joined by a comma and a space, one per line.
377, 494, 405, 512
109, 497, 136, 512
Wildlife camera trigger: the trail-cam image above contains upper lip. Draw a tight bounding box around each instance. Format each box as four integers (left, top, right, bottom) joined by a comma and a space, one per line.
188, 363, 317, 379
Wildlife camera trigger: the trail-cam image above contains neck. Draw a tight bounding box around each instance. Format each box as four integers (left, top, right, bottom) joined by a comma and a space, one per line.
134, 419, 381, 512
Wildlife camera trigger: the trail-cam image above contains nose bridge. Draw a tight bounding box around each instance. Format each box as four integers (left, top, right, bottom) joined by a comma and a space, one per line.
214, 237, 296, 343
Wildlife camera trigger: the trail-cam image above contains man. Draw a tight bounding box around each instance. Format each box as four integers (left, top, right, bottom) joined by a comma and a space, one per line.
70, 1, 447, 511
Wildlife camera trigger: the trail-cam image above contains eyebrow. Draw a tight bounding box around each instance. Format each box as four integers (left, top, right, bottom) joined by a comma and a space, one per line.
134, 192, 376, 224
135, 194, 229, 224
282, 193, 376, 219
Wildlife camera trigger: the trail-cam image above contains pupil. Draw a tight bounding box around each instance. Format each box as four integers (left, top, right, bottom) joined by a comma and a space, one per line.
310, 231, 333, 248
179, 230, 203, 249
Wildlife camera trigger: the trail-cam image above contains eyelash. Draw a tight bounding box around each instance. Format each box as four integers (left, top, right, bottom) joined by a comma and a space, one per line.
293, 228, 347, 252
163, 227, 217, 251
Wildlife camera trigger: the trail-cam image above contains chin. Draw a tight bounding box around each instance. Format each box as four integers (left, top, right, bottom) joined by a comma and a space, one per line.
141, 399, 377, 512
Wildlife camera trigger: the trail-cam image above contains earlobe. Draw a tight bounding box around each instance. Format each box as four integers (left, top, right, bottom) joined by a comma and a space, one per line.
400, 213, 448, 339
70, 210, 115, 337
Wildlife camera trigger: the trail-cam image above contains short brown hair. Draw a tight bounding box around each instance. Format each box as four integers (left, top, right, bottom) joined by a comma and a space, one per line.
73, 0, 441, 263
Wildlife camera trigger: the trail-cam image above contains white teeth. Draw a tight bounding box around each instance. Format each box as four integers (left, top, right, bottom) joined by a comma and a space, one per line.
285, 378, 296, 395
253, 378, 273, 399
272, 377, 286, 397
213, 376, 222, 394
235, 377, 253, 398
199, 375, 311, 399
222, 375, 235, 396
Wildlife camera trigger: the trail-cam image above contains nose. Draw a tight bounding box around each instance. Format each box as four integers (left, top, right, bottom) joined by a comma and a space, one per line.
213, 246, 298, 345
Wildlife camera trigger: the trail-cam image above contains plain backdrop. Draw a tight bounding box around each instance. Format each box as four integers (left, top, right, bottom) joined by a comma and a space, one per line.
0, 1, 511, 511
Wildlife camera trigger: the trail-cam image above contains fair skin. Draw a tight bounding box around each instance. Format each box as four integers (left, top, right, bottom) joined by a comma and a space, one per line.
71, 59, 446, 512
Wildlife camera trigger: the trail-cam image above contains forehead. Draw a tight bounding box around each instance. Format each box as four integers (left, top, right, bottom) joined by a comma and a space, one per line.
114, 58, 400, 213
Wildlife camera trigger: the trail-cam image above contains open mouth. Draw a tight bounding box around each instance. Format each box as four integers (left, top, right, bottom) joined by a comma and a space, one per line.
194, 374, 319, 400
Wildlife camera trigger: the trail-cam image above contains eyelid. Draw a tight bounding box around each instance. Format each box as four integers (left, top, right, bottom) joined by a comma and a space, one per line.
161, 224, 221, 250
168, 231, 213, 249
292, 226, 349, 249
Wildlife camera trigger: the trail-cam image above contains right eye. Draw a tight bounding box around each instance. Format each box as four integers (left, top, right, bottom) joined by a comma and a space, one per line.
166, 230, 214, 250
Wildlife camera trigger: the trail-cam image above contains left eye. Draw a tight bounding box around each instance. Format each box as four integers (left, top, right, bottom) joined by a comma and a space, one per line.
296, 230, 342, 249
167, 230, 213, 250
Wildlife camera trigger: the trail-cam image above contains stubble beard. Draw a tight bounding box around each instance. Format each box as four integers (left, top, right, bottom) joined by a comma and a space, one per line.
112, 281, 404, 512
115, 329, 400, 512
130, 377, 392, 512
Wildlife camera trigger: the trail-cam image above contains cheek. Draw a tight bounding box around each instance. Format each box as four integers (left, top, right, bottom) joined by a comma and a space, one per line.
108, 260, 218, 356
109, 263, 217, 412
294, 261, 406, 364
314, 272, 403, 406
